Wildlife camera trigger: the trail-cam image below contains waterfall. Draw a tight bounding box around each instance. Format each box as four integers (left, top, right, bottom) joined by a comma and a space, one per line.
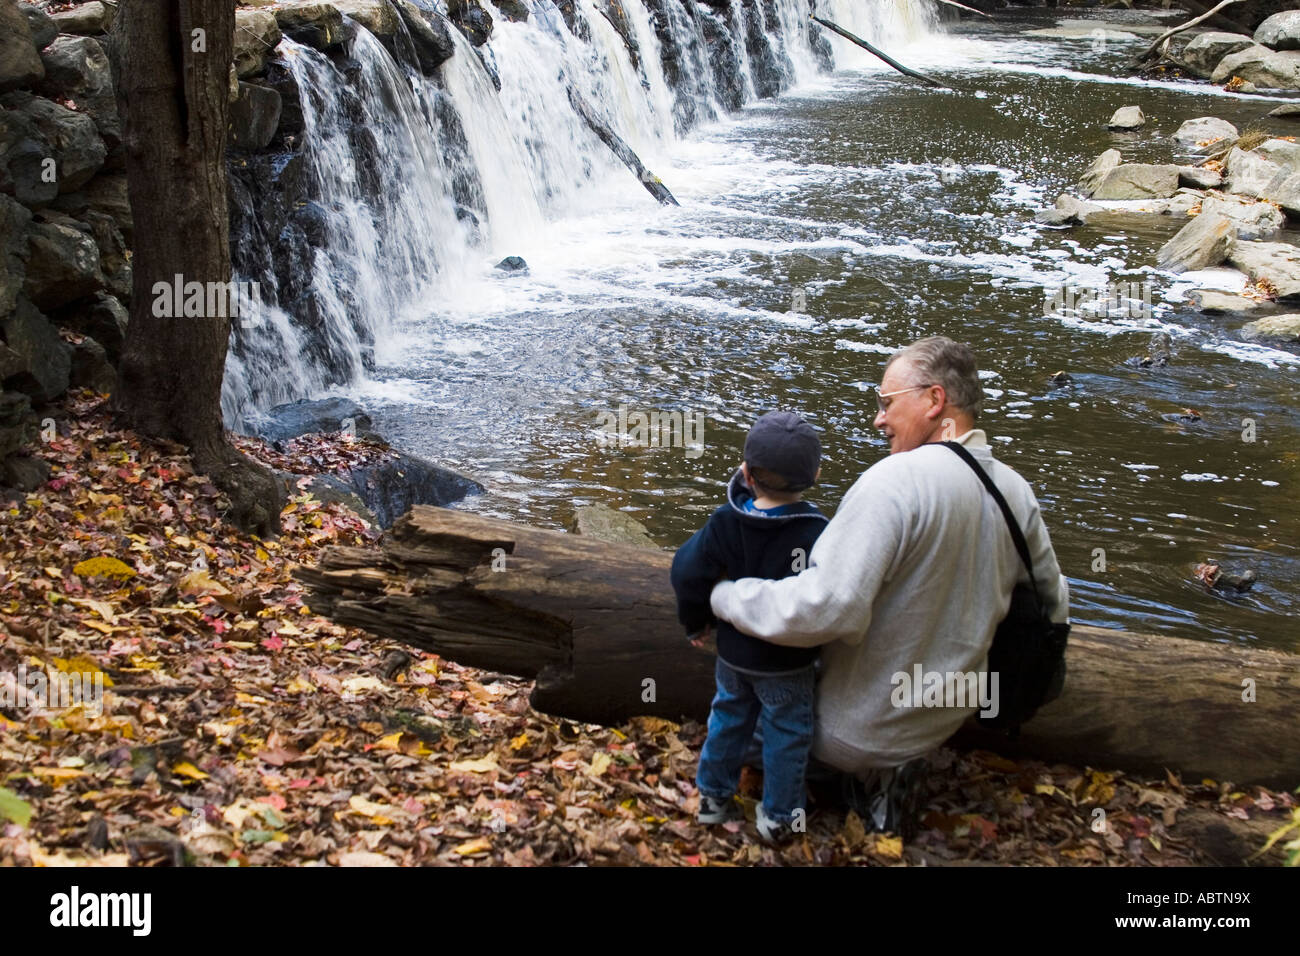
225, 0, 938, 428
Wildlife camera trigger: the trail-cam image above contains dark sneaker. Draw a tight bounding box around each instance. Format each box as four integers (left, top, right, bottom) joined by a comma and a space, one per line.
698, 794, 743, 825
755, 804, 799, 846
842, 757, 929, 841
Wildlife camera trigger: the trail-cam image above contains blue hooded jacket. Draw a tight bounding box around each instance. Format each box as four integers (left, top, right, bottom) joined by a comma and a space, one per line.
670, 468, 828, 673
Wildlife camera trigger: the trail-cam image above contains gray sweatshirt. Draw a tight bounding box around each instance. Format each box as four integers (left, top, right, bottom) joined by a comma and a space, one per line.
709, 429, 1069, 772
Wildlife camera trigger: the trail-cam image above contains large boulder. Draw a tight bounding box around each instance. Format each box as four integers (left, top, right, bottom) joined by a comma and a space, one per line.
1241, 314, 1300, 342
52, 290, 126, 362
344, 450, 482, 528
50, 1, 114, 36
1186, 289, 1260, 314
1259, 170, 1300, 218
1, 91, 105, 193
1171, 116, 1238, 152
1179, 165, 1224, 190
0, 390, 38, 460
1078, 148, 1121, 196
1255, 11, 1300, 51
1226, 145, 1285, 197
1, 296, 71, 402
494, 0, 530, 23
447, 0, 493, 46
18, 3, 57, 50
253, 396, 382, 444
22, 213, 103, 309
37, 35, 119, 147
79, 208, 129, 299
394, 0, 456, 74
1227, 240, 1300, 301
1179, 31, 1255, 78
1035, 192, 1103, 226
0, 0, 44, 93
1157, 211, 1235, 273
273, 3, 348, 50
0, 193, 30, 316
0, 104, 56, 206
233, 8, 282, 78
228, 81, 282, 151
68, 333, 113, 392
1107, 105, 1145, 130
1087, 163, 1181, 201
333, 0, 402, 38
1211, 45, 1300, 89
1199, 193, 1285, 241
569, 503, 657, 549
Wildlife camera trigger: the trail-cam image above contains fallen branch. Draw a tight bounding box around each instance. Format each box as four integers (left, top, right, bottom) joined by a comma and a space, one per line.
811, 14, 949, 89
934, 0, 991, 17
1134, 0, 1244, 65
566, 86, 679, 206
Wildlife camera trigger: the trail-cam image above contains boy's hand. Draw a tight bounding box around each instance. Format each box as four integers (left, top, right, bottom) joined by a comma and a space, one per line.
688, 626, 716, 654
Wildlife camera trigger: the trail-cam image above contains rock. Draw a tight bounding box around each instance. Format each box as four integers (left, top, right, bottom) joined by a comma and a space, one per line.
50, 1, 114, 36
79, 208, 128, 300
569, 503, 657, 549
1, 90, 105, 193
1088, 163, 1181, 201
1227, 240, 1300, 300
1180, 31, 1255, 78
344, 450, 483, 528
229, 81, 282, 151
394, 0, 455, 74
0, 389, 38, 459
1171, 116, 1237, 152
1, 297, 71, 401
1047, 371, 1073, 388
233, 8, 282, 78
22, 214, 102, 309
1157, 211, 1235, 273
67, 171, 130, 240
53, 290, 126, 361
1078, 150, 1121, 196
0, 0, 45, 93
447, 0, 493, 47
1199, 193, 1284, 241
0, 342, 23, 381
1211, 45, 1300, 90
19, 3, 57, 50
1034, 207, 1075, 227
1187, 290, 1259, 314
1259, 170, 1300, 218
252, 396, 380, 444
1225, 146, 1284, 198
273, 3, 348, 50
333, 0, 401, 38
1268, 102, 1300, 119
1179, 166, 1223, 190
68, 333, 113, 393
1036, 193, 1103, 226
0, 105, 56, 206
268, 467, 378, 526
494, 0, 529, 23
1107, 105, 1144, 130
37, 35, 119, 147
1135, 331, 1173, 369
1, 452, 49, 491
1241, 314, 1300, 341
495, 255, 528, 273
1232, 80, 1258, 94
1255, 10, 1300, 51
0, 194, 31, 315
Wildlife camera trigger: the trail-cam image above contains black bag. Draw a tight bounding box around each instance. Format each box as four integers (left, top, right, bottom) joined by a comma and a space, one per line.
942, 442, 1069, 737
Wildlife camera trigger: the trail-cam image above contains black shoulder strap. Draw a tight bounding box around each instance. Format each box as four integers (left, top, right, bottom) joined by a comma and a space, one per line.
940, 441, 1042, 604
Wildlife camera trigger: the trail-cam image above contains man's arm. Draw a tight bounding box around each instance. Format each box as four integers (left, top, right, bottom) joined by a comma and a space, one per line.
709, 465, 910, 648
1022, 497, 1070, 624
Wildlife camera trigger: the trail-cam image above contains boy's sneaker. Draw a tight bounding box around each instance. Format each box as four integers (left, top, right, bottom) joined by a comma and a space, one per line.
754, 804, 799, 846
698, 794, 742, 825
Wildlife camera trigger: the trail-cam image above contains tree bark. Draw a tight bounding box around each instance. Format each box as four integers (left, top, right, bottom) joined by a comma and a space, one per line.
111, 0, 282, 536
295, 506, 1300, 789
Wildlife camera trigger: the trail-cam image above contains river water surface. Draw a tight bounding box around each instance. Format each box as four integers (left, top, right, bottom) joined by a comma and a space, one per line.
343, 9, 1299, 651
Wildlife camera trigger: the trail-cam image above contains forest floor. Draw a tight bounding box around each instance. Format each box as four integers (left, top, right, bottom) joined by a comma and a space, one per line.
0, 391, 1294, 867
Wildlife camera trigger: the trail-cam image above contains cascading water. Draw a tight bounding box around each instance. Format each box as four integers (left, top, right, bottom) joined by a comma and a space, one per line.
224, 0, 938, 427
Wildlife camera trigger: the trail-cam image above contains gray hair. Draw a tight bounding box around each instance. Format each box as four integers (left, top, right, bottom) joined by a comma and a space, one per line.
885, 336, 983, 419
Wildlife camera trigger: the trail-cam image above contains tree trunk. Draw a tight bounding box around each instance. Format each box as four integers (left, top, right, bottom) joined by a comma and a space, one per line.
295, 506, 1300, 789
111, 0, 282, 536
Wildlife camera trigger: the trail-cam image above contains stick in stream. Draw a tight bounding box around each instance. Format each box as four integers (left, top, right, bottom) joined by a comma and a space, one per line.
810, 15, 950, 89
933, 0, 991, 18
566, 85, 679, 206
1133, 0, 1244, 65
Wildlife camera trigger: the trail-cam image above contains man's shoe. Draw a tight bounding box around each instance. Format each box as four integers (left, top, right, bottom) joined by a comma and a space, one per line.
698, 794, 742, 825
754, 804, 798, 846
842, 757, 929, 841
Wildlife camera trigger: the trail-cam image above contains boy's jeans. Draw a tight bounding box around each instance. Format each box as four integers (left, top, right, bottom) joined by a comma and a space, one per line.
696, 657, 816, 824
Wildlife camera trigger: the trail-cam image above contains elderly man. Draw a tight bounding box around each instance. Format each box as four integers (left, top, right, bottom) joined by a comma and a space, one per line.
708, 336, 1069, 834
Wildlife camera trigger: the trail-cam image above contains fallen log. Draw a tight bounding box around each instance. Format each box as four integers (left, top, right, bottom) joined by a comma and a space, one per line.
810, 15, 949, 89
295, 506, 1300, 788
566, 85, 679, 206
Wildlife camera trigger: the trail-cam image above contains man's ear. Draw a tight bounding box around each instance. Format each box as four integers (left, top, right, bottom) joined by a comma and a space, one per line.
924, 384, 947, 421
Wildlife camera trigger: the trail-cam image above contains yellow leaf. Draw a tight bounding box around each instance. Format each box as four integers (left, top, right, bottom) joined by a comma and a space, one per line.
453, 837, 492, 856
372, 732, 404, 752
871, 833, 904, 861
69, 598, 117, 624
177, 570, 231, 597
590, 752, 613, 777
1034, 784, 1058, 796
284, 676, 316, 694
342, 676, 386, 695
509, 733, 529, 751
448, 754, 499, 774
172, 762, 209, 780
348, 795, 398, 819
50, 656, 113, 687
275, 620, 302, 635
72, 557, 134, 581
32, 767, 82, 785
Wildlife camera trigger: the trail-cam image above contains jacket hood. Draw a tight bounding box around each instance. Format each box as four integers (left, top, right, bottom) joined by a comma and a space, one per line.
726, 468, 828, 527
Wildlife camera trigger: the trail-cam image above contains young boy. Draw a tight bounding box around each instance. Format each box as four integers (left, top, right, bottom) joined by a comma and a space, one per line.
670, 410, 827, 844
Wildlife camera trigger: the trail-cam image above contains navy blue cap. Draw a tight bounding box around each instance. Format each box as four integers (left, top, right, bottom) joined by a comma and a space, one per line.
743, 411, 821, 492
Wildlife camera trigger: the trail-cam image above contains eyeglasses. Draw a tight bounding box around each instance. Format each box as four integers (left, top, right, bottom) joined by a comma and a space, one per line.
874, 384, 933, 413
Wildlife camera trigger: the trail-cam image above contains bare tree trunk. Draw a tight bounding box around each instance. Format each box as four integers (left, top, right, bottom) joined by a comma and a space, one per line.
111, 0, 282, 536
